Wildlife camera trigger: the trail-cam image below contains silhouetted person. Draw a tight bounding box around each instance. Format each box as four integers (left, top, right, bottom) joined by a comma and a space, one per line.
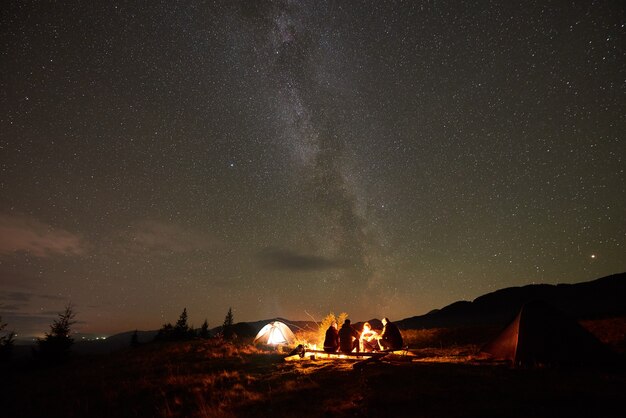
323, 321, 339, 353
339, 319, 360, 353
379, 317, 403, 351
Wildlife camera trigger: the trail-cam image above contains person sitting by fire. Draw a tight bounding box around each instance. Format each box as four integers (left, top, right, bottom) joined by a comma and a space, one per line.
378, 317, 403, 351
338, 319, 360, 353
360, 322, 380, 352
323, 321, 339, 353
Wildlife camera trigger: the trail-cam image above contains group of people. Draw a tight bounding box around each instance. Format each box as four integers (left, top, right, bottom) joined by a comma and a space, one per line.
323, 317, 403, 353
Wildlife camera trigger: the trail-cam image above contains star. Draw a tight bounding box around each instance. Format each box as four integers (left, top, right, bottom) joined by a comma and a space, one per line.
0, 0, 623, 337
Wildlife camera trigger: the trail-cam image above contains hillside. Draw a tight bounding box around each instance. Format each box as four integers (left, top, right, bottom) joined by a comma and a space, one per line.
397, 272, 626, 330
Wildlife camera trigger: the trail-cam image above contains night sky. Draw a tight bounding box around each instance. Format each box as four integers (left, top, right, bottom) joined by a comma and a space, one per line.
1, 1, 624, 337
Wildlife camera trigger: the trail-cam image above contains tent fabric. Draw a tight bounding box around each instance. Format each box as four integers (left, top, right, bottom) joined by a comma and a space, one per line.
481, 300, 614, 367
253, 321, 296, 345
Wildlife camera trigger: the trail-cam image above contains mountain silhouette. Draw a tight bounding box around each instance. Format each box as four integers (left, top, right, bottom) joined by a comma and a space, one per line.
396, 272, 626, 330
66, 272, 625, 354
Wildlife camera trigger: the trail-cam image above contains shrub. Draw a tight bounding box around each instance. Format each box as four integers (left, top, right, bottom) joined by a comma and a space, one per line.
199, 319, 211, 339
317, 312, 348, 345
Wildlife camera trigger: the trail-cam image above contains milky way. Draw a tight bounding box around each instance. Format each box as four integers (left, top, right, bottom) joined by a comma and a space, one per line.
1, 1, 624, 336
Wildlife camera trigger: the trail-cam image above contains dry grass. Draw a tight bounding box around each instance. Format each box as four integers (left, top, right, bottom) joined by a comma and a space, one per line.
400, 326, 500, 349
293, 328, 320, 348
581, 317, 626, 353
2, 340, 282, 418
3, 320, 625, 418
400, 318, 626, 354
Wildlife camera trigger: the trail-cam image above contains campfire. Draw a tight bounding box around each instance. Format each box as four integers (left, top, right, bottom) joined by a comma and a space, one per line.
284, 320, 388, 361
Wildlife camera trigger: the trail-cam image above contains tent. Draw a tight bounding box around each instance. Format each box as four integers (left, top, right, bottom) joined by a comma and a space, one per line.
481, 300, 614, 367
253, 321, 296, 345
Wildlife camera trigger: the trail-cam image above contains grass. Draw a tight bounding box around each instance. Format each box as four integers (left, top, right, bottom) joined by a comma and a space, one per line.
3, 340, 279, 418
581, 317, 626, 353
2, 318, 625, 417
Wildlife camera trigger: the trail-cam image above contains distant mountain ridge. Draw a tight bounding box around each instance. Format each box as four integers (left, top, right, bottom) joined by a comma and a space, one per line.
70, 318, 318, 354
396, 272, 626, 330
67, 272, 626, 354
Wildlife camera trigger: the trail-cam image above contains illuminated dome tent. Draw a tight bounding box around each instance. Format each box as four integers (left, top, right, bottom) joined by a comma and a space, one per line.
253, 321, 295, 345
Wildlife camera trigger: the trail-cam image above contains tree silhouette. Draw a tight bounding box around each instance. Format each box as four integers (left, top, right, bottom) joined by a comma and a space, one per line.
37, 303, 76, 362
130, 330, 140, 348
199, 319, 210, 339
222, 307, 234, 340
0, 316, 16, 361
155, 308, 195, 341
155, 322, 173, 341
174, 308, 191, 339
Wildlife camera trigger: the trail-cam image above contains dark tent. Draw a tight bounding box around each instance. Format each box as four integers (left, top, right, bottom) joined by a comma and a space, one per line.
481, 300, 615, 367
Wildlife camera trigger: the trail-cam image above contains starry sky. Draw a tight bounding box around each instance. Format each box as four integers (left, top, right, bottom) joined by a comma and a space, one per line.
1, 1, 624, 337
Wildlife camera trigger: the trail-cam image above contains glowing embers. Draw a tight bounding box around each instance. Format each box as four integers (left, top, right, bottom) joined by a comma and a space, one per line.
359, 322, 381, 352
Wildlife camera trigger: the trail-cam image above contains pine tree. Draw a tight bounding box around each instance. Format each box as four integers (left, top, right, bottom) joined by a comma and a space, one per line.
37, 303, 76, 361
175, 308, 188, 330
199, 319, 210, 339
154, 308, 195, 341
174, 308, 191, 339
222, 307, 234, 340
0, 316, 16, 361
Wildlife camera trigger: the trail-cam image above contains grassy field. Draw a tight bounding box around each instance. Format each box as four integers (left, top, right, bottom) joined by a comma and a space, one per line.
2, 321, 625, 418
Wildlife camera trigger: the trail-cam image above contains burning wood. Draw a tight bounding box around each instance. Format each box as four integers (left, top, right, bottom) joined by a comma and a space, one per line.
359, 322, 381, 352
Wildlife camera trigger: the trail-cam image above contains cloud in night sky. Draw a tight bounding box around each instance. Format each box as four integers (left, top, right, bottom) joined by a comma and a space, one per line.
0, 312, 55, 322
0, 291, 68, 321
0, 264, 41, 289
0, 304, 24, 312
0, 291, 32, 302
258, 247, 349, 271
37, 293, 68, 301
122, 220, 220, 255
0, 291, 67, 304
0, 213, 84, 257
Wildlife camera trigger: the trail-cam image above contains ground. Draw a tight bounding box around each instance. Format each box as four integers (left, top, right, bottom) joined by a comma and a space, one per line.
2, 336, 625, 418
